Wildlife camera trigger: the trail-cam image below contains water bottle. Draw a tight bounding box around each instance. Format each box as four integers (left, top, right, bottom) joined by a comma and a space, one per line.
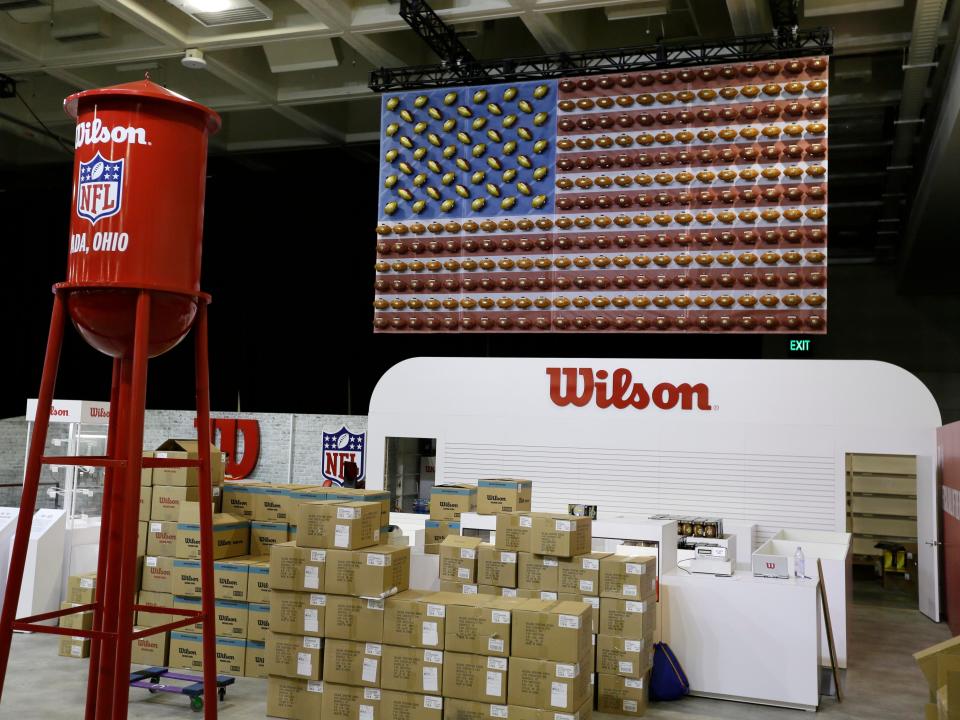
794, 546, 806, 579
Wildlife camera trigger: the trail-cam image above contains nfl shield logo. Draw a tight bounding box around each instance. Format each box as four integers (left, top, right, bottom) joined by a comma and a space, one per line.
321, 427, 366, 486
76, 152, 123, 225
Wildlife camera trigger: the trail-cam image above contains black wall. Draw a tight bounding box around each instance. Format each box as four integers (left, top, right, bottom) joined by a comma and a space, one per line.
3, 146, 959, 422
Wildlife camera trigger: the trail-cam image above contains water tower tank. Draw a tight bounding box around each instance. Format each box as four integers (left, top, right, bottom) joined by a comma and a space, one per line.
61, 79, 221, 358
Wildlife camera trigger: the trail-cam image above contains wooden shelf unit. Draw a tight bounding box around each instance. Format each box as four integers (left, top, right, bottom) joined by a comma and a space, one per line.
845, 453, 917, 566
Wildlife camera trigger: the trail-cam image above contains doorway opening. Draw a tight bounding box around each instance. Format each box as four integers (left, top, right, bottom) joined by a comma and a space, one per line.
383, 437, 436, 513
846, 452, 919, 608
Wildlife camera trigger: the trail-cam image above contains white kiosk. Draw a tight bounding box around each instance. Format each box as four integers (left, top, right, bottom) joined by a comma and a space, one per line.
15, 508, 67, 626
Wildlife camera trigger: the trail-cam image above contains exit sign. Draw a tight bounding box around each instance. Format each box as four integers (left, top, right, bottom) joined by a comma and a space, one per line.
790, 339, 811, 352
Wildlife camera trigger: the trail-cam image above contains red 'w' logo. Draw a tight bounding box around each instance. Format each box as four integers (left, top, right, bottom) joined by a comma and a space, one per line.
546, 368, 710, 411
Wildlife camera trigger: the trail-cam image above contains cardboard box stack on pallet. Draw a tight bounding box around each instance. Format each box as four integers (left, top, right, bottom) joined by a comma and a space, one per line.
265, 496, 410, 720
136, 439, 262, 675
425, 485, 477, 553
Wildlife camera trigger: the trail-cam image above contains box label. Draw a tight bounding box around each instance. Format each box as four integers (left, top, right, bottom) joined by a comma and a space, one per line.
360, 706, 374, 720
519, 517, 532, 528
304, 609, 318, 633
625, 678, 643, 689
304, 637, 321, 649
337, 507, 359, 520
623, 700, 637, 712
305, 566, 320, 589
488, 638, 504, 653
488, 657, 507, 671
367, 599, 384, 610
146, 557, 158, 567
423, 666, 439, 692
555, 520, 571, 532
500, 552, 517, 564
490, 706, 508, 718
579, 580, 593, 593
619, 661, 634, 673
460, 548, 476, 560
362, 658, 379, 683
364, 689, 381, 700
624, 639, 643, 652
423, 622, 439, 647
462, 585, 477, 595
558, 614, 580, 629
426, 603, 445, 618
424, 650, 443, 663
622, 585, 637, 597
491, 610, 510, 624
308, 681, 323, 693
625, 601, 647, 613
486, 671, 502, 697
310, 594, 327, 606
551, 682, 567, 708
335, 525, 351, 548
556, 664, 577, 678
424, 696, 442, 710
457, 568, 471, 579
297, 652, 312, 676
582, 558, 599, 571
367, 553, 387, 567
626, 563, 645, 575
311, 550, 327, 562
543, 557, 559, 568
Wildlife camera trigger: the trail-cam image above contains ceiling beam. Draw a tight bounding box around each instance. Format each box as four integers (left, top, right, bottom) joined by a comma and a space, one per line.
292, 0, 409, 68
507, 0, 577, 53
725, 0, 771, 36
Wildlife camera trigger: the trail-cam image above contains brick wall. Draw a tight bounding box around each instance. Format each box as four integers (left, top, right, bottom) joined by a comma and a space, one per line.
0, 411, 368, 511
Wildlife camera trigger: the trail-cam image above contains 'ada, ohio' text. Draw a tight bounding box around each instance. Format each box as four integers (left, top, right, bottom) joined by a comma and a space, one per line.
70, 231, 130, 254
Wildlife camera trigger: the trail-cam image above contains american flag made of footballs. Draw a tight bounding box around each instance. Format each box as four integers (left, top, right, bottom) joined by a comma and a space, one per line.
374, 57, 828, 333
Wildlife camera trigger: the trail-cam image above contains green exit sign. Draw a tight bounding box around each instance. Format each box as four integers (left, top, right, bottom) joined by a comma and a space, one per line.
790, 339, 811, 352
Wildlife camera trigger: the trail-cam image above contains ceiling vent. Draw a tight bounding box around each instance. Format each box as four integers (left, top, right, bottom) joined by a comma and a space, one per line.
51, 8, 111, 42
166, 0, 272, 27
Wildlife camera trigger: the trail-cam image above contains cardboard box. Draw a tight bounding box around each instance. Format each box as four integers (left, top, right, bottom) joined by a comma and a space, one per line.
138, 521, 148, 557
58, 635, 90, 659
251, 484, 292, 523
169, 631, 204, 672
172, 559, 202, 597
445, 700, 590, 720
140, 486, 152, 522
476, 479, 532, 515
440, 537, 483, 584
248, 560, 271, 604
327, 488, 392, 529
246, 639, 266, 678
141, 451, 153, 486
507, 652, 593, 712
214, 557, 253, 601
381, 689, 443, 720
916, 635, 960, 702
559, 553, 611, 595
515, 589, 558, 600
146, 521, 178, 557
557, 594, 599, 635
324, 594, 385, 643
596, 672, 648, 716
136, 591, 175, 627
251, 521, 290, 556
215, 599, 249, 639
222, 481, 269, 519
131, 627, 169, 666
267, 676, 325, 719
271, 542, 327, 593
270, 590, 328, 637
173, 595, 204, 633
325, 546, 411, 598
440, 581, 479, 595
425, 520, 460, 554
65, 573, 97, 604
511, 599, 592, 663
518, 553, 559, 591
248, 602, 270, 643
478, 586, 519, 599
59, 601, 93, 631
529, 516, 591, 558
596, 634, 653, 679
214, 635, 246, 675
151, 485, 200, 522
476, 545, 517, 588
142, 555, 174, 595
598, 598, 656, 640
322, 683, 383, 720
323, 638, 383, 688
430, 485, 477, 521
298, 501, 381, 550
153, 439, 224, 486
381, 644, 444, 695
175, 512, 249, 561
494, 513, 531, 554
441, 652, 507, 703
442, 594, 518, 657
384, 590, 446, 649
599, 556, 656, 601
266, 631, 323, 681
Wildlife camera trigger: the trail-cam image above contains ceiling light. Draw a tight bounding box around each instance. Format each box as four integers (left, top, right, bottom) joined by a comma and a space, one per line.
166, 0, 272, 27
181, 48, 207, 70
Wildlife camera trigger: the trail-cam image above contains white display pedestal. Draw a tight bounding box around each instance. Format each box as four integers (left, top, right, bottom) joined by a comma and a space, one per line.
0, 508, 20, 602
15, 509, 66, 627
762, 528, 852, 668
660, 568, 821, 711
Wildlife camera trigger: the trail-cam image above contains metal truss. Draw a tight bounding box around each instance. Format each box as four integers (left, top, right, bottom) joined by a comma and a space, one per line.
369, 27, 832, 92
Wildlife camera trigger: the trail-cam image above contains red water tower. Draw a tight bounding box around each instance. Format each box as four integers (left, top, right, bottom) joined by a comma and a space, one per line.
0, 79, 223, 719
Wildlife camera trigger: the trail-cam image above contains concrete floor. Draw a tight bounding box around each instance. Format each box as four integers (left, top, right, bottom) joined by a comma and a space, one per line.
0, 592, 948, 719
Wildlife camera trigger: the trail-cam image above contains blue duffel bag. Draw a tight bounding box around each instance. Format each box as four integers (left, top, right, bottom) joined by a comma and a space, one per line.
649, 642, 690, 701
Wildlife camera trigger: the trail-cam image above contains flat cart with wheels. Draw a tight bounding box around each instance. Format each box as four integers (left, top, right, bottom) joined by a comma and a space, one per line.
130, 667, 235, 712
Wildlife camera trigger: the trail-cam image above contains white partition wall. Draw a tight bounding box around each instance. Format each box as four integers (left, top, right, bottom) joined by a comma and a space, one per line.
367, 358, 942, 620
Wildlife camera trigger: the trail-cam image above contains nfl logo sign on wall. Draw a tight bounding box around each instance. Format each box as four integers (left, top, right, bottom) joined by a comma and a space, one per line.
77, 151, 123, 224
321, 426, 366, 486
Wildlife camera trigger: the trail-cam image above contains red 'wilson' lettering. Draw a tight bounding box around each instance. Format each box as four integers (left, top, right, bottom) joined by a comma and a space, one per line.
546, 367, 710, 411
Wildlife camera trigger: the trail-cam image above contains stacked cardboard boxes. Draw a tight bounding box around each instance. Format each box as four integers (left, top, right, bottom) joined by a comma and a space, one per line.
266, 498, 412, 720
58, 573, 97, 659
426, 485, 477, 554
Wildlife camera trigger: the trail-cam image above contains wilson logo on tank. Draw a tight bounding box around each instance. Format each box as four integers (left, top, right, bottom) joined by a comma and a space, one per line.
76, 152, 124, 225
546, 368, 711, 411
74, 119, 147, 148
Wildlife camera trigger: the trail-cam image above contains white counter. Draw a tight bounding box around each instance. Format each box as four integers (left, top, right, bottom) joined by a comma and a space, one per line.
660, 568, 821, 711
